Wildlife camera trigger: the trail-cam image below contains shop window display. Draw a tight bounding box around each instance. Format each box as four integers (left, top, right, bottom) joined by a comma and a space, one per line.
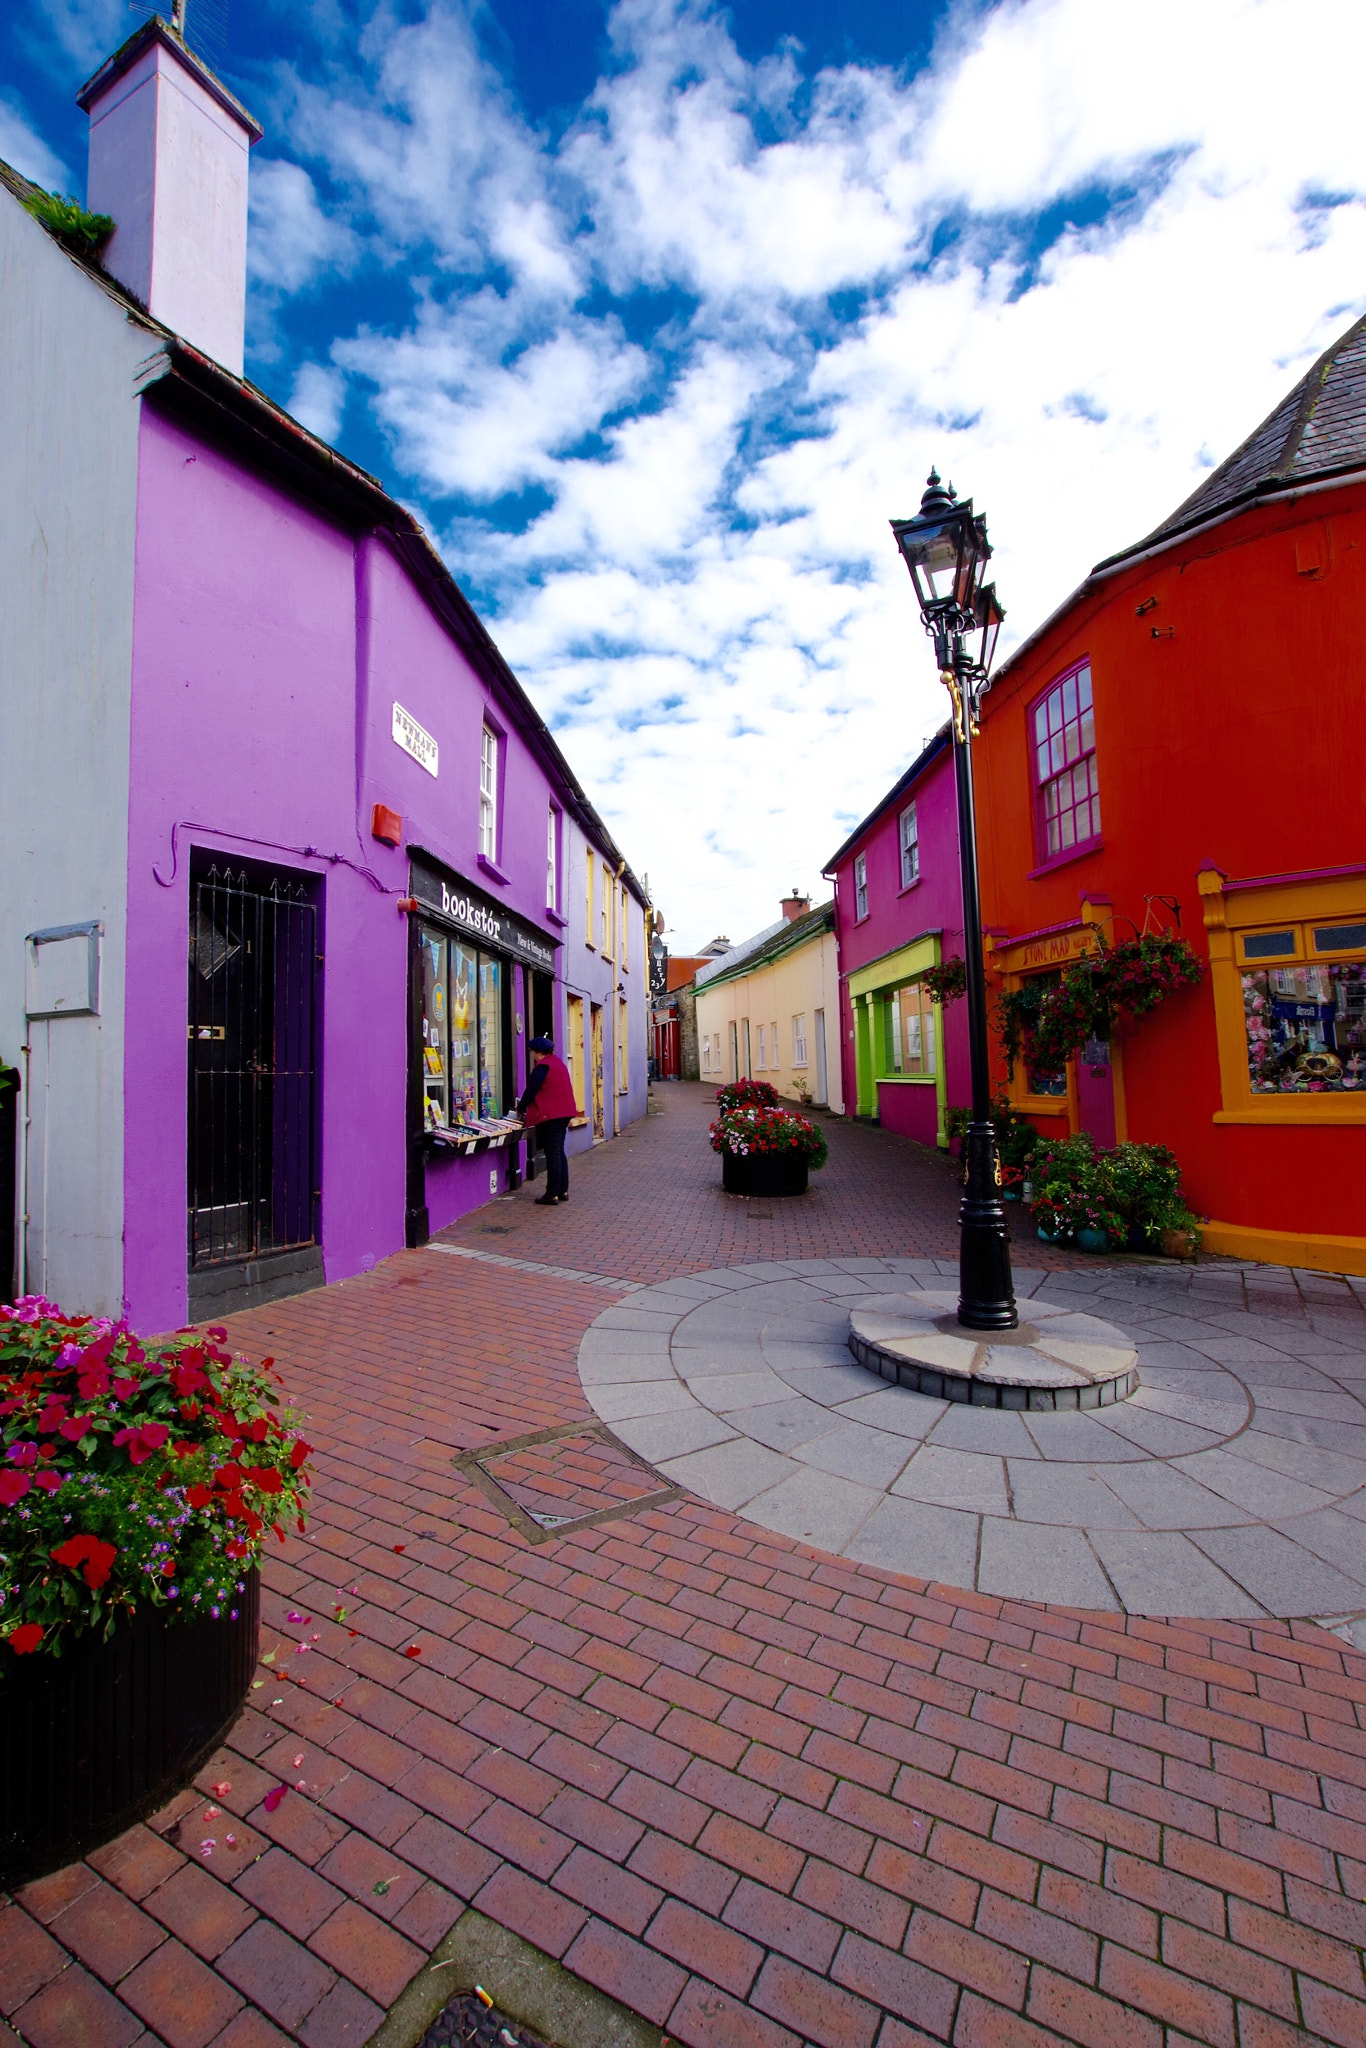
1243, 959, 1366, 1092
420, 925, 508, 1128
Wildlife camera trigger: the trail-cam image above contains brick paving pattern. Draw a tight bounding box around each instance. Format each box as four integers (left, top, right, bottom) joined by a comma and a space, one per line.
2, 1086, 1364, 2047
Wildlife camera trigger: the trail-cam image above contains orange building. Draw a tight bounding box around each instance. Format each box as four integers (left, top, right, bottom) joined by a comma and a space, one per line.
975, 314, 1366, 1274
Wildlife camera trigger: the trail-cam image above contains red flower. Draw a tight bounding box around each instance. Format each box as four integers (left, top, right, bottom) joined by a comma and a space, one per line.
112, 1421, 170, 1465
51, 1533, 118, 1589
245, 1417, 269, 1444
0, 1471, 31, 1506
161, 1558, 177, 1577
34, 1470, 63, 1493
289, 1440, 311, 1470
262, 1785, 289, 1812
58, 1415, 92, 1441
186, 1484, 214, 1510
244, 1467, 284, 1495
7, 1623, 44, 1654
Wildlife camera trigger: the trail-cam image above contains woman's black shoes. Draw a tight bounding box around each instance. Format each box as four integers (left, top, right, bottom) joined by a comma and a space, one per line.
535, 1193, 558, 1206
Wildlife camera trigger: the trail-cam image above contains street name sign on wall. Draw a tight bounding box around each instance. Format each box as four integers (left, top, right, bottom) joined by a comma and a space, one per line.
392, 703, 438, 777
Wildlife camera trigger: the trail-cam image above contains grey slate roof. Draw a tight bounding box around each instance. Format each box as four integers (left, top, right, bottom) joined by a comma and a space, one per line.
1099, 309, 1366, 568
695, 903, 834, 992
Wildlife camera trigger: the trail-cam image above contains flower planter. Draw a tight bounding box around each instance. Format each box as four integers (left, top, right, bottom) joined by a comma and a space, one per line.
1159, 1225, 1199, 1261
1036, 1224, 1064, 1244
0, 1572, 259, 1888
1075, 1227, 1110, 1255
721, 1149, 809, 1198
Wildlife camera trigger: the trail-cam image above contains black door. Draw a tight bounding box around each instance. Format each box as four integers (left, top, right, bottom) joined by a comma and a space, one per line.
187, 865, 319, 1273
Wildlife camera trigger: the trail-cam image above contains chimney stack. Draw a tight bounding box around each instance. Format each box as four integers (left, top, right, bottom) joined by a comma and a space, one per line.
78, 19, 261, 376
780, 889, 811, 923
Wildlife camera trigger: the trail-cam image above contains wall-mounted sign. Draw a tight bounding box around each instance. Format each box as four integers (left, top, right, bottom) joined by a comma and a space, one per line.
392, 703, 438, 777
409, 853, 558, 974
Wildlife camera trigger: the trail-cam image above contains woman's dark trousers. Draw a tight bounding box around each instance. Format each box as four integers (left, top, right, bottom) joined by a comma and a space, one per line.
540, 1119, 570, 1198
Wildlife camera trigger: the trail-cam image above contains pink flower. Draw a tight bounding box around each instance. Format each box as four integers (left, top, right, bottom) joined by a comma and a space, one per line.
0, 1471, 32, 1506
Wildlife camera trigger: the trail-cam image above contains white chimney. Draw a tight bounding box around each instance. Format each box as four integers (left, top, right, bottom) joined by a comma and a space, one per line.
78, 20, 261, 377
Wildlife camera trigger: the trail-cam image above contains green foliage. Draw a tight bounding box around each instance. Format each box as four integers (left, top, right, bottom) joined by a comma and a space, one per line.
23, 189, 115, 259
1028, 1135, 1199, 1249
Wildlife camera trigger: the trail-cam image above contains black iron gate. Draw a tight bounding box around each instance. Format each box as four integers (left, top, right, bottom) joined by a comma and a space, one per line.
187, 866, 319, 1272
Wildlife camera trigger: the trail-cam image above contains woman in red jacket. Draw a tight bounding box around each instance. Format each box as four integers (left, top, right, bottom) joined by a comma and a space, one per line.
517, 1034, 580, 1205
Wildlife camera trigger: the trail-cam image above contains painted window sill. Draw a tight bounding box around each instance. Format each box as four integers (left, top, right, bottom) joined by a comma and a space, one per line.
1027, 841, 1104, 881
1214, 1102, 1366, 1125
876, 1075, 937, 1087
545, 908, 567, 929
477, 854, 508, 885
898, 877, 922, 898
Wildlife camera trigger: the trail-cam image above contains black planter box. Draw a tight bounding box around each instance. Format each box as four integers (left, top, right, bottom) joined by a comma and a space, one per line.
0, 1570, 260, 1887
721, 1149, 809, 1197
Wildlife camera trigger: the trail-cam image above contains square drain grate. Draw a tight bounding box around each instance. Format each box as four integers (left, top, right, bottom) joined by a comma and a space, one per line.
456, 1421, 680, 1543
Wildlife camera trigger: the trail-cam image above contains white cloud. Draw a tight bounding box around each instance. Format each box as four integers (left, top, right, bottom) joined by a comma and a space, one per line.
212, 1, 1366, 940
288, 360, 347, 441
248, 157, 357, 295
0, 92, 69, 192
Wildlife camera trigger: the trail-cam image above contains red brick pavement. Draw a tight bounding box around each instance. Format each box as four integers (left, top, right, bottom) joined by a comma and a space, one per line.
3, 1088, 1365, 2047
447, 1080, 1091, 1281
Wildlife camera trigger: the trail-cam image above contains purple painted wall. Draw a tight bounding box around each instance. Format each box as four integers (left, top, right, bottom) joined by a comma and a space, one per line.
123, 405, 564, 1328
829, 739, 970, 1146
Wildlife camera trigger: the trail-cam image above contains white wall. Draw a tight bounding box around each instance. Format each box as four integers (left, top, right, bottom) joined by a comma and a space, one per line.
0, 195, 145, 1312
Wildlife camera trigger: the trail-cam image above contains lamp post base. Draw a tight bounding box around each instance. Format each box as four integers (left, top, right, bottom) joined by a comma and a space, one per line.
957, 1119, 1019, 1331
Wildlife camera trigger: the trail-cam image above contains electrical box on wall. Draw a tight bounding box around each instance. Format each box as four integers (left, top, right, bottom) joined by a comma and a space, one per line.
25, 923, 102, 1019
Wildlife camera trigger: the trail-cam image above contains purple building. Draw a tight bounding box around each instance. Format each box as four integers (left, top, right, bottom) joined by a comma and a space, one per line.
1, 20, 648, 1329
823, 729, 970, 1147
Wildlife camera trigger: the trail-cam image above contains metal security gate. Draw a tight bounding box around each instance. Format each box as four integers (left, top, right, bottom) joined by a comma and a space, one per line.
187, 866, 318, 1274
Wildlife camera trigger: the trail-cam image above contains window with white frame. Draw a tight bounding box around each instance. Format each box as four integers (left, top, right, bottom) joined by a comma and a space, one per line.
701, 1034, 711, 1074
899, 802, 920, 888
621, 888, 629, 969
617, 996, 629, 1092
756, 1023, 767, 1070
546, 805, 559, 913
792, 1014, 808, 1066
600, 868, 611, 952
770, 1021, 779, 1068
854, 852, 868, 920
479, 726, 498, 860
585, 851, 595, 948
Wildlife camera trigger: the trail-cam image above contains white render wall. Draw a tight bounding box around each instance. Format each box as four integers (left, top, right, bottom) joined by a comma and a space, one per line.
694, 928, 844, 1114
0, 194, 146, 1313
86, 38, 253, 377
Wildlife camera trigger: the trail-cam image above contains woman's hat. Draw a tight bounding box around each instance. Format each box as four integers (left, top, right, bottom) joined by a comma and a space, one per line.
529, 1035, 555, 1052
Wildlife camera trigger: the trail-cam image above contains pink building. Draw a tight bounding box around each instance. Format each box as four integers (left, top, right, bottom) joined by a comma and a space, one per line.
823, 729, 970, 1147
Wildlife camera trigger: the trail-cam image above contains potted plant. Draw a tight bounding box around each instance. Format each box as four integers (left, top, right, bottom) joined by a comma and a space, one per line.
715, 1079, 780, 1113
0, 1295, 311, 1886
996, 933, 1203, 1077
710, 1103, 828, 1197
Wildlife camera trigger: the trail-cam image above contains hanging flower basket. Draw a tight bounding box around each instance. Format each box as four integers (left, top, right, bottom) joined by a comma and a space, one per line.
0, 1296, 311, 1884
996, 933, 1203, 1074
921, 957, 967, 1007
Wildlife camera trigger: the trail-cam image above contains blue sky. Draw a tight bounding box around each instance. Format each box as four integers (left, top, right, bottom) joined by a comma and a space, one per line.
5, 1, 1365, 947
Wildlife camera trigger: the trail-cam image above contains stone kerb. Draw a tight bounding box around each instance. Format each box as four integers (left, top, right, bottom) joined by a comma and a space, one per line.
847, 1288, 1139, 1411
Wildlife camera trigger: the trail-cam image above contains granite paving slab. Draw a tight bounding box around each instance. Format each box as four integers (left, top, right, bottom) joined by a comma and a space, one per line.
578, 1257, 1366, 1621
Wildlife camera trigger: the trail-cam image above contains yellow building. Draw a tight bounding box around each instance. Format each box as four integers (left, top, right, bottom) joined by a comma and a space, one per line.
693, 900, 844, 1114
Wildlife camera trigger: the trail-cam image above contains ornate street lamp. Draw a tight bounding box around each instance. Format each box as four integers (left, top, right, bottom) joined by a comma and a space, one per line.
891, 473, 1018, 1331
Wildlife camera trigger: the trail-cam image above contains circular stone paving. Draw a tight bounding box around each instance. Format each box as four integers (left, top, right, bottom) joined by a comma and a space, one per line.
847, 1290, 1138, 1410
576, 1256, 1366, 1626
